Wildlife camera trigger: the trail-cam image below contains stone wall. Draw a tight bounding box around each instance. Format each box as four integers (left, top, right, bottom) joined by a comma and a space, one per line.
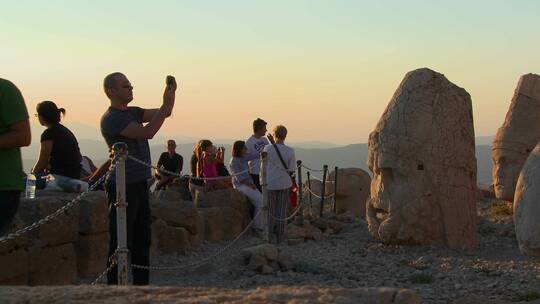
0, 187, 253, 285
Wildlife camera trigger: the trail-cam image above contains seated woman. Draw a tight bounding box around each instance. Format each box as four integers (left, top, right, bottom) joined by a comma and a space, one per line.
80, 155, 98, 181
188, 140, 208, 199
229, 140, 264, 232
32, 101, 86, 192
200, 144, 230, 190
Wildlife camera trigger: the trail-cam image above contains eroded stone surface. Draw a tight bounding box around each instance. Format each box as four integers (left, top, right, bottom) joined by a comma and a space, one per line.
0, 286, 422, 304
151, 219, 191, 255
514, 143, 540, 256
367, 68, 478, 250
492, 73, 540, 201
150, 191, 200, 234
325, 168, 371, 218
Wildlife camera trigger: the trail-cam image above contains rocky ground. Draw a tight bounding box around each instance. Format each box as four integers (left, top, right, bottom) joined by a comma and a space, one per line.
80, 198, 540, 303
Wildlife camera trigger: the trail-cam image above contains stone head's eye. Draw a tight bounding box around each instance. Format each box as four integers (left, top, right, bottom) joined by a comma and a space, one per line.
417, 164, 424, 171
526, 148, 532, 153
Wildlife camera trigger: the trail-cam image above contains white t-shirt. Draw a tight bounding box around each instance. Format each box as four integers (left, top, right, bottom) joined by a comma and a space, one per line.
263, 143, 296, 190
246, 135, 270, 175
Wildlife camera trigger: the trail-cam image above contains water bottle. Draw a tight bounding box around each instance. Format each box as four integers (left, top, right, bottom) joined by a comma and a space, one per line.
25, 174, 36, 199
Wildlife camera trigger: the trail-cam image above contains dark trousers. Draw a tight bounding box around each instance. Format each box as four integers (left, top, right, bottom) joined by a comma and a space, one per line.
251, 174, 261, 191
0, 191, 21, 236
106, 180, 151, 285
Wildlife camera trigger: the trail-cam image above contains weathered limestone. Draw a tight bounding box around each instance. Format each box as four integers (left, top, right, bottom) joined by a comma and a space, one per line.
77, 192, 109, 234
0, 286, 423, 303
325, 168, 371, 218
200, 207, 245, 242
28, 243, 77, 285
240, 244, 292, 274
17, 196, 79, 247
151, 219, 191, 255
0, 191, 110, 285
492, 73, 540, 201
367, 68, 478, 250
75, 232, 109, 277
514, 143, 540, 256
150, 191, 201, 234
196, 189, 253, 242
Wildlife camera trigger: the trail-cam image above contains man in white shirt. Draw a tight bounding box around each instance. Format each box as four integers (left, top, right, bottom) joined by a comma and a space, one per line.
245, 118, 270, 191
263, 125, 296, 244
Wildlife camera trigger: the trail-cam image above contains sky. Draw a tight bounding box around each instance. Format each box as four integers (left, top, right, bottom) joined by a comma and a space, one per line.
1, 0, 539, 145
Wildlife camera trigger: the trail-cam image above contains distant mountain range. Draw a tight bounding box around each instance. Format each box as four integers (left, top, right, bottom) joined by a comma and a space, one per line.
21, 123, 495, 185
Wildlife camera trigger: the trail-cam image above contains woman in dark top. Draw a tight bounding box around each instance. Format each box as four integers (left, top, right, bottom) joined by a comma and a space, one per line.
32, 101, 82, 179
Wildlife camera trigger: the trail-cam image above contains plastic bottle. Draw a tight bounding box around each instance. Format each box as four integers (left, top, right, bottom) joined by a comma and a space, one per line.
25, 174, 36, 199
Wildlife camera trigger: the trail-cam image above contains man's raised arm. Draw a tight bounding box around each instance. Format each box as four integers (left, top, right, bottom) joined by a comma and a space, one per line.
120, 76, 177, 139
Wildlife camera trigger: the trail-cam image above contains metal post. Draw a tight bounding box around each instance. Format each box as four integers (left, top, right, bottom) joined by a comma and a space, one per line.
113, 142, 129, 286
320, 165, 328, 218
307, 171, 313, 212
260, 152, 269, 242
297, 160, 303, 225
333, 166, 339, 214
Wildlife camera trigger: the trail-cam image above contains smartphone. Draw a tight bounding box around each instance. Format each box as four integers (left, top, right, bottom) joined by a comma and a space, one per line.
166, 75, 175, 86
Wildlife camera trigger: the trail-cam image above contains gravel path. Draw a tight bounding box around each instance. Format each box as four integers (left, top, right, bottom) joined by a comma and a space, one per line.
99, 198, 540, 303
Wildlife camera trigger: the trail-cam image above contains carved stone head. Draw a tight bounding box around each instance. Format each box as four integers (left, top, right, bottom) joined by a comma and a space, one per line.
367, 68, 478, 250
492, 73, 540, 201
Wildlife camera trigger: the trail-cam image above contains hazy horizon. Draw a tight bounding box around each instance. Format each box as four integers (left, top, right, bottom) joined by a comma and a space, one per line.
2, 1, 540, 145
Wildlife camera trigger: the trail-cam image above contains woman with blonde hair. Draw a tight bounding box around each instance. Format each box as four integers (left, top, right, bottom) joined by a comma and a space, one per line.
263, 125, 296, 244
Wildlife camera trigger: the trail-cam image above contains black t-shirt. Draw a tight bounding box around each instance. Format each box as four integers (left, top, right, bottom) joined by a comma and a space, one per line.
100, 106, 151, 184
157, 152, 183, 176
40, 123, 82, 179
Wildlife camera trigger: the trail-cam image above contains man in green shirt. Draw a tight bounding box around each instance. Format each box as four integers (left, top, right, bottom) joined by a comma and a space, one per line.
0, 78, 31, 236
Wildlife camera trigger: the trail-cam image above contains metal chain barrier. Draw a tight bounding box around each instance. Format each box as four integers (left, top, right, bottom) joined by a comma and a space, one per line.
301, 164, 325, 173
268, 197, 307, 222
305, 187, 336, 199
131, 210, 263, 271
309, 175, 335, 184
91, 250, 119, 285
128, 155, 249, 181
0, 165, 114, 245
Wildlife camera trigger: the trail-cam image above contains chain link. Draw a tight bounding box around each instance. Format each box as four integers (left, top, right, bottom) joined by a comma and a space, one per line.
268, 197, 307, 222
0, 165, 113, 245
305, 187, 336, 200
90, 250, 118, 285
308, 175, 335, 184
128, 155, 249, 181
131, 210, 262, 271
301, 164, 326, 173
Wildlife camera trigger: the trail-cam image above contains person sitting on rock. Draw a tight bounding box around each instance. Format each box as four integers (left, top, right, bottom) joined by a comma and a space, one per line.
155, 139, 183, 190
202, 145, 229, 190
32, 101, 87, 192
80, 155, 98, 181
188, 140, 207, 199
229, 140, 264, 234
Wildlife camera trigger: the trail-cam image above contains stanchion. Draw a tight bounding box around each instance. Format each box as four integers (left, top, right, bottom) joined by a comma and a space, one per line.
307, 171, 313, 211
333, 166, 339, 214
297, 160, 303, 225
260, 152, 269, 242
320, 165, 328, 217
112, 142, 129, 286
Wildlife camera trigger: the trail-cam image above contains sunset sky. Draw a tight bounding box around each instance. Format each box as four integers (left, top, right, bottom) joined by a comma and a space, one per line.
2, 0, 539, 145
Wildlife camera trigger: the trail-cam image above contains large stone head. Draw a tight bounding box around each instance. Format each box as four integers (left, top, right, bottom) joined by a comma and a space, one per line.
367, 68, 478, 250
492, 74, 540, 201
